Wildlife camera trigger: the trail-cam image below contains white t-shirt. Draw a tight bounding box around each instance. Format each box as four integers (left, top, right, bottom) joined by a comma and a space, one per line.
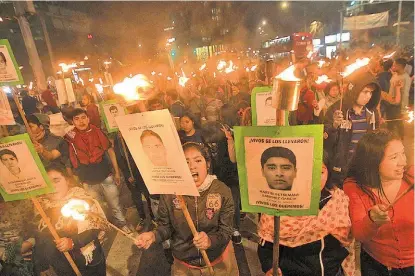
389, 72, 411, 111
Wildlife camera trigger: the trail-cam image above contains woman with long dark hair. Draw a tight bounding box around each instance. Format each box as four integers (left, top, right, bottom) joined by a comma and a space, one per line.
135, 142, 238, 275
178, 112, 203, 144
344, 130, 414, 276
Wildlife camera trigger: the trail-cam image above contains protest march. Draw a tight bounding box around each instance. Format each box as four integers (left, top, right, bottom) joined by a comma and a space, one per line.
0, 1, 414, 276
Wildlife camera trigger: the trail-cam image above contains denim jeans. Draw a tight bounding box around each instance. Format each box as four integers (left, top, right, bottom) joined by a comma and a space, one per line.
84, 175, 127, 227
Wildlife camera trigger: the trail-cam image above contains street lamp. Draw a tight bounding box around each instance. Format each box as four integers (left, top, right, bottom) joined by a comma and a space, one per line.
281, 1, 289, 9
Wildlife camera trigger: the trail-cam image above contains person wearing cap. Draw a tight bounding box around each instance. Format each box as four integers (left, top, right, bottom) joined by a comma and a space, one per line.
324, 69, 381, 187
26, 114, 71, 172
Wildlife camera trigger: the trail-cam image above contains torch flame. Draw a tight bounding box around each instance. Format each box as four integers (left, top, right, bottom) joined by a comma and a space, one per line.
113, 74, 152, 101
315, 75, 332, 84
342, 58, 370, 78
224, 61, 236, 74
199, 64, 206, 71
95, 84, 103, 93
61, 199, 90, 221
179, 69, 189, 87
318, 60, 326, 69
307, 51, 314, 59
217, 60, 227, 71
275, 65, 301, 82
250, 65, 258, 71
405, 107, 414, 123
383, 51, 396, 59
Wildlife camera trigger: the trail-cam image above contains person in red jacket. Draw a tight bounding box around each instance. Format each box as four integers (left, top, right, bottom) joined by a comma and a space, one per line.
81, 93, 101, 128
344, 129, 414, 276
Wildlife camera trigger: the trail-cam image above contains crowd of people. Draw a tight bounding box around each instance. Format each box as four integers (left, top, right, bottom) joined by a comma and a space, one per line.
0, 49, 413, 276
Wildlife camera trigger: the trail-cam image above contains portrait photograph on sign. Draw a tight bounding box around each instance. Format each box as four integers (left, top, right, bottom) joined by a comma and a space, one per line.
251, 86, 276, 126
0, 134, 54, 201
100, 101, 126, 132
0, 87, 15, 125
0, 39, 24, 86
235, 125, 323, 216
245, 136, 314, 210
115, 109, 199, 196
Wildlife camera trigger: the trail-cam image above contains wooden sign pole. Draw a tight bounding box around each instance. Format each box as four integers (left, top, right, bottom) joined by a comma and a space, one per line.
177, 195, 215, 276
11, 88, 82, 276
272, 109, 286, 276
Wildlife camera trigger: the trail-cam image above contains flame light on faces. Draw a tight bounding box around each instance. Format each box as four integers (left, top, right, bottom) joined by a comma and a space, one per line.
341, 58, 370, 78
113, 74, 152, 101
179, 69, 189, 87
275, 65, 301, 82
61, 199, 90, 221
315, 75, 332, 84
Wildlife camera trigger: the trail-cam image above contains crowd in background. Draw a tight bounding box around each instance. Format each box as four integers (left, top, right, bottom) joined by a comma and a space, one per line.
0, 47, 414, 276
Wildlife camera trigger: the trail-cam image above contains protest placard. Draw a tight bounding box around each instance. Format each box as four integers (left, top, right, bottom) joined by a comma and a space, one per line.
115, 109, 199, 196
234, 125, 323, 216
100, 100, 126, 133
251, 86, 276, 126
0, 133, 54, 201
0, 39, 24, 86
0, 87, 15, 125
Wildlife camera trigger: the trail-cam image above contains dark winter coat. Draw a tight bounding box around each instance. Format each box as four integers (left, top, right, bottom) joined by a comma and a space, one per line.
323, 69, 381, 186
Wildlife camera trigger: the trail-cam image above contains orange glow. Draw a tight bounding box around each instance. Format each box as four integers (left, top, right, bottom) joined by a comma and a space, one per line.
315, 75, 332, 84
61, 199, 90, 221
224, 61, 236, 74
342, 58, 370, 77
113, 74, 152, 101
275, 65, 301, 81
199, 64, 206, 71
383, 51, 396, 59
318, 60, 326, 68
217, 60, 227, 71
250, 65, 258, 71
178, 69, 189, 87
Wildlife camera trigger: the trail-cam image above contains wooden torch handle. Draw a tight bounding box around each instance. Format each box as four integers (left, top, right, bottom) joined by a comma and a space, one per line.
177, 195, 214, 276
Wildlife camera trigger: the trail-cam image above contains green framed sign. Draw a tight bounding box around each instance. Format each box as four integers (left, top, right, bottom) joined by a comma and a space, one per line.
251, 86, 289, 126
234, 125, 323, 216
0, 39, 24, 86
0, 134, 54, 201
99, 100, 127, 133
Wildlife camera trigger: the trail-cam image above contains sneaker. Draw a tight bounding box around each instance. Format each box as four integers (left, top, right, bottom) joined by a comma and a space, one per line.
121, 225, 133, 235
135, 218, 145, 232
232, 230, 242, 245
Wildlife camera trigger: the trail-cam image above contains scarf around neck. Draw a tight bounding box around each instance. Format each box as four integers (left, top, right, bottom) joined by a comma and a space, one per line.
197, 174, 217, 193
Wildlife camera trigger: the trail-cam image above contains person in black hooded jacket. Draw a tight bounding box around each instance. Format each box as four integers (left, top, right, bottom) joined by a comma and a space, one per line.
323, 69, 381, 187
